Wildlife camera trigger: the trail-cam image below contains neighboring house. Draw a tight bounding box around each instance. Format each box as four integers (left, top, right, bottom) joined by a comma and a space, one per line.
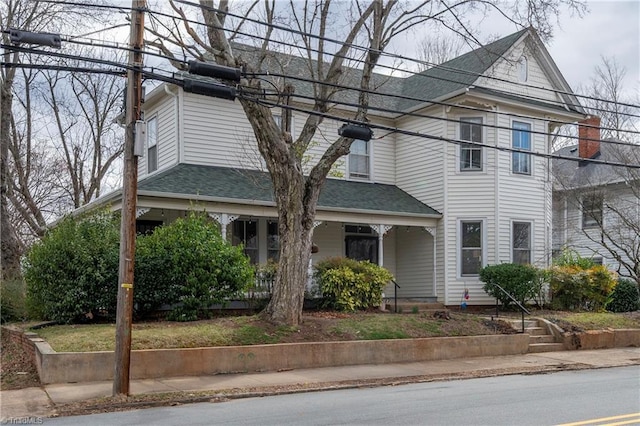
83, 28, 587, 305
552, 117, 640, 279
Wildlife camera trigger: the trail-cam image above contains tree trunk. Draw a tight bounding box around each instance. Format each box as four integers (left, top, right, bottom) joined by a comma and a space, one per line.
1, 66, 23, 281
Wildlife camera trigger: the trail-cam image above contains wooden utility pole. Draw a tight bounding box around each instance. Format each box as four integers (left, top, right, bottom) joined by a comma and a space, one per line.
114, 0, 145, 396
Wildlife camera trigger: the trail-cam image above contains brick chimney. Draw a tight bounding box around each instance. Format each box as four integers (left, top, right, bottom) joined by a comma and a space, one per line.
578, 116, 601, 159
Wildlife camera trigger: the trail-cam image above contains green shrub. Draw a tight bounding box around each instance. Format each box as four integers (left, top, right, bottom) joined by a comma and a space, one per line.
606, 279, 640, 313
314, 257, 393, 312
479, 263, 540, 309
134, 212, 254, 321
549, 264, 617, 311
553, 249, 597, 269
1, 278, 28, 323
24, 210, 120, 323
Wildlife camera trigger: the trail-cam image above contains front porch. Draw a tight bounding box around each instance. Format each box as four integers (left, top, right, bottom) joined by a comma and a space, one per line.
81, 163, 442, 301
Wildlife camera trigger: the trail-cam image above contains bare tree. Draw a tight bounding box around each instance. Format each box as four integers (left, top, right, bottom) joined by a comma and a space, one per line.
415, 30, 464, 71
1, 0, 120, 280
150, 0, 586, 325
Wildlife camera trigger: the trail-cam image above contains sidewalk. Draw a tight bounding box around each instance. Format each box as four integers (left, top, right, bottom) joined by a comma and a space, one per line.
2, 347, 639, 420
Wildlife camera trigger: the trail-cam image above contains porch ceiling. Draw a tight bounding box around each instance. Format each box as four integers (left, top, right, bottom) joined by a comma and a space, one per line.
137, 164, 441, 223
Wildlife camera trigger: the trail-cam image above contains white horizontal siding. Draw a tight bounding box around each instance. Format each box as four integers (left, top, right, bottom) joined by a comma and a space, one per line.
396, 108, 445, 211
478, 42, 563, 105
395, 227, 434, 298
139, 94, 177, 177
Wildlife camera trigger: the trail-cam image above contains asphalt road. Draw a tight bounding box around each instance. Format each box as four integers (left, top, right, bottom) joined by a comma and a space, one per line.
44, 366, 640, 425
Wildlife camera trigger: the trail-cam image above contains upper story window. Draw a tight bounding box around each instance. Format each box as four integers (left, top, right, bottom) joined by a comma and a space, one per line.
512, 221, 531, 264
512, 121, 531, 175
147, 116, 158, 173
459, 117, 483, 171
349, 139, 370, 180
460, 220, 483, 276
582, 194, 603, 229
232, 219, 258, 264
518, 56, 528, 82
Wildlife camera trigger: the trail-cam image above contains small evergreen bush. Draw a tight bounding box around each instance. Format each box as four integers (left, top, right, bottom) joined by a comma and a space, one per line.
314, 257, 393, 311
479, 263, 540, 309
606, 278, 640, 313
24, 210, 120, 323
135, 212, 254, 321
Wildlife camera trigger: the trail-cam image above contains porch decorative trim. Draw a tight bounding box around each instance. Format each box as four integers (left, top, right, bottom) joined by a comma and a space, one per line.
208, 213, 239, 239
135, 208, 150, 218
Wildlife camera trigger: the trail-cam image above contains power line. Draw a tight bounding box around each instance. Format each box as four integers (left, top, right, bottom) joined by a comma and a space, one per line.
244, 94, 640, 170
37, 1, 640, 115
5, 41, 638, 147
170, 0, 640, 113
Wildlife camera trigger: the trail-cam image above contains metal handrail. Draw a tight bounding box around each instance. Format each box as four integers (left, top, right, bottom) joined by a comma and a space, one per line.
492, 283, 531, 333
391, 279, 400, 313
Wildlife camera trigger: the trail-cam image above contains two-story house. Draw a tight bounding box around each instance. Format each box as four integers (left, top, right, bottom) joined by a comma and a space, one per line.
552, 117, 639, 281
84, 28, 586, 306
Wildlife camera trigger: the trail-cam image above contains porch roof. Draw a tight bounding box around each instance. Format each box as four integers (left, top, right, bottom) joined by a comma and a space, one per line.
138, 164, 441, 217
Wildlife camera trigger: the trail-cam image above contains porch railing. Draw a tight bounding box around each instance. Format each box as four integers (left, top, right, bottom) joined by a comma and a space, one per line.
390, 279, 400, 313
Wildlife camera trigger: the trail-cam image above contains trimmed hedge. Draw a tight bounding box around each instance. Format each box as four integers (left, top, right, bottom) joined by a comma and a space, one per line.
25, 210, 254, 323
25, 210, 120, 323
480, 263, 540, 309
314, 257, 393, 311
606, 278, 640, 313
135, 213, 254, 321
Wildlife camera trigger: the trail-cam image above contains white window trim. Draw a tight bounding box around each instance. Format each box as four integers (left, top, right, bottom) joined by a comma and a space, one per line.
147, 115, 158, 174
511, 220, 533, 264
457, 218, 486, 278
581, 193, 604, 229
457, 115, 486, 173
347, 138, 374, 181
510, 119, 533, 177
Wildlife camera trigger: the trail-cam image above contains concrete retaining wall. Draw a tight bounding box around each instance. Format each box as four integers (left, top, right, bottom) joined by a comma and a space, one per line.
33, 334, 530, 384
563, 329, 640, 350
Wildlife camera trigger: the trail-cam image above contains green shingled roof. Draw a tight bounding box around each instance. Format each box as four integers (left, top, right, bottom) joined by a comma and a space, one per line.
396, 29, 528, 111
138, 164, 440, 216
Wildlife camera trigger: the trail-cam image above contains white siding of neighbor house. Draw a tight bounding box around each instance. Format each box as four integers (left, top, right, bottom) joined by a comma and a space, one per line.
139, 93, 178, 177
555, 183, 638, 278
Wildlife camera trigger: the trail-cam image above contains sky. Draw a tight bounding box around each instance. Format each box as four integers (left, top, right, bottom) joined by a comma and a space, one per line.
534, 0, 638, 99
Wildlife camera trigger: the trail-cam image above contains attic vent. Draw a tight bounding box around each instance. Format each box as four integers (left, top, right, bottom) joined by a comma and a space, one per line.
569, 147, 577, 153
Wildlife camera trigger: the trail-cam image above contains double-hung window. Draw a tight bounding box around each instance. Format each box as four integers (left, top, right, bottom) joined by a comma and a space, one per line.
267, 221, 279, 261
512, 121, 531, 175
582, 194, 603, 229
147, 116, 158, 173
460, 118, 483, 171
349, 139, 370, 180
460, 221, 482, 276
512, 222, 531, 264
232, 219, 258, 264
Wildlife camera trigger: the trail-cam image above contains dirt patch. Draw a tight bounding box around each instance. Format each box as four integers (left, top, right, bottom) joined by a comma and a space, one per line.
1, 327, 41, 390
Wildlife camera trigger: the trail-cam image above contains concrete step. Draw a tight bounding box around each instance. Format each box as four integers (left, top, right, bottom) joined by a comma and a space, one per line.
528, 343, 565, 353
525, 326, 548, 336
529, 335, 556, 344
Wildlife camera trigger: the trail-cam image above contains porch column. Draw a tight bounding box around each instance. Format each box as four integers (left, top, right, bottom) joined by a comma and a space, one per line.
424, 227, 437, 296
308, 221, 324, 292
373, 225, 393, 266
208, 213, 239, 240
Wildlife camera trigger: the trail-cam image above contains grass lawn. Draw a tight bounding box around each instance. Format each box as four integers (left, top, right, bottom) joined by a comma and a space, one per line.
30, 310, 640, 353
